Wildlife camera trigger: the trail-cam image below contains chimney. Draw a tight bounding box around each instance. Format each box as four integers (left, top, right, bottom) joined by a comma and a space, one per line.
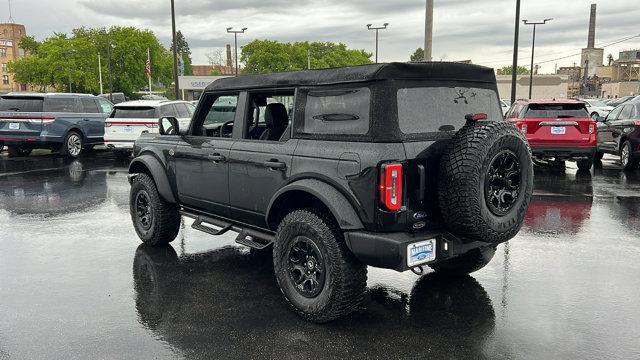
424, 0, 433, 61
587, 3, 596, 48
226, 44, 232, 67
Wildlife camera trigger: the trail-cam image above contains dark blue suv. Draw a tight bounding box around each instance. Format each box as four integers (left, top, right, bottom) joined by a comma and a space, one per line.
0, 93, 113, 158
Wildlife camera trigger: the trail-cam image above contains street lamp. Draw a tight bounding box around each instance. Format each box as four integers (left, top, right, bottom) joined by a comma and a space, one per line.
366, 23, 389, 64
107, 43, 116, 102
61, 49, 76, 93
226, 27, 247, 76
522, 18, 553, 99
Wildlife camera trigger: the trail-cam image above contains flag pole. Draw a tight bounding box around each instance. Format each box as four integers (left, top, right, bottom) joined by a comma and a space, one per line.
98, 52, 103, 94
147, 48, 152, 95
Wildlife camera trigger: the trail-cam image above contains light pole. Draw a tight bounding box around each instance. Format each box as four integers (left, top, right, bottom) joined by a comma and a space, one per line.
366, 23, 389, 63
226, 27, 247, 76
510, 0, 521, 103
61, 50, 76, 93
170, 0, 180, 99
107, 43, 116, 102
523, 18, 552, 99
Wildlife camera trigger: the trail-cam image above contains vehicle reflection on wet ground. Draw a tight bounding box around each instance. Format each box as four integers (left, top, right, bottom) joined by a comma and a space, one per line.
0, 151, 639, 359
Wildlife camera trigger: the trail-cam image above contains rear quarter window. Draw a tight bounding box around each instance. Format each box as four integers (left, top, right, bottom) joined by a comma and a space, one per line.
302, 88, 370, 135
0, 97, 44, 112
44, 98, 78, 113
397, 86, 501, 135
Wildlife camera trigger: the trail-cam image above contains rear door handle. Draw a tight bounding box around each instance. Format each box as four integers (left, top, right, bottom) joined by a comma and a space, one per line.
208, 153, 226, 162
263, 160, 286, 170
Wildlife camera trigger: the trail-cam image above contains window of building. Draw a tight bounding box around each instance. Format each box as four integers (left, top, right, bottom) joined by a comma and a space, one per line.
0, 48, 6, 57
2, 75, 8, 85
1, 63, 6, 72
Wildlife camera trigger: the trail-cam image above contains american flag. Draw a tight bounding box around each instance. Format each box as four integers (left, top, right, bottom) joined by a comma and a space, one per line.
145, 49, 151, 80
145, 58, 151, 80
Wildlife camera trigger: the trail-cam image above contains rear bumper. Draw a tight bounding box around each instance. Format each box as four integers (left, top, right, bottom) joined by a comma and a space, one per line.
531, 145, 596, 159
104, 140, 134, 150
344, 229, 492, 272
0, 135, 63, 148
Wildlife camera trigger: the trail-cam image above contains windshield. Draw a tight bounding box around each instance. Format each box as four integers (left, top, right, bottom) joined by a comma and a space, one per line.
524, 103, 588, 118
397, 86, 502, 135
111, 107, 157, 119
586, 99, 607, 107
204, 96, 237, 126
0, 96, 44, 112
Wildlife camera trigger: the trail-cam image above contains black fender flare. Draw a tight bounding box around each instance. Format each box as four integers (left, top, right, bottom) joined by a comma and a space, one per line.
128, 154, 176, 203
266, 179, 364, 230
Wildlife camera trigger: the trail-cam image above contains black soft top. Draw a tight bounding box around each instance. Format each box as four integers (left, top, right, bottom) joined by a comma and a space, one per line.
205, 62, 497, 91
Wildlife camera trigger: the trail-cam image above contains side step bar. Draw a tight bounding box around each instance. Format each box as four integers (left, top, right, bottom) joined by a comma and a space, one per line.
181, 210, 274, 250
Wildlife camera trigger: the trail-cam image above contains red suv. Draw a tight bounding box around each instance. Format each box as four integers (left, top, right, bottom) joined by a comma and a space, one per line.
505, 99, 596, 170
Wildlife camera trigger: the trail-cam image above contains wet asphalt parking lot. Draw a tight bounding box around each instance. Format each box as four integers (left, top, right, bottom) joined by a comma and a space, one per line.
0, 150, 639, 360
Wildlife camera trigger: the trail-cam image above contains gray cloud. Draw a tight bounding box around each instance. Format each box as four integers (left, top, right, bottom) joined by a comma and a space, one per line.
6, 0, 640, 74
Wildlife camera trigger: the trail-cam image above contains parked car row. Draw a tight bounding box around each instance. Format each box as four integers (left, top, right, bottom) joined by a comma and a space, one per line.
504, 96, 640, 170
0, 92, 194, 158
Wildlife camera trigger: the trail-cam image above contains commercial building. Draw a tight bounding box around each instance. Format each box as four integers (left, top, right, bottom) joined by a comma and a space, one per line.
178, 75, 229, 100
595, 50, 640, 98
496, 75, 569, 100
0, 22, 26, 92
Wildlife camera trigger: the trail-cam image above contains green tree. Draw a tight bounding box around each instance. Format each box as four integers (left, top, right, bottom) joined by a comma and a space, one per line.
240, 40, 373, 74
499, 65, 530, 75
410, 48, 425, 62
9, 26, 174, 97
171, 30, 192, 75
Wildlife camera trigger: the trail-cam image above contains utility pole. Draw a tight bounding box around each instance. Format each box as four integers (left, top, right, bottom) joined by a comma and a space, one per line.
61, 50, 76, 93
523, 18, 552, 99
510, 0, 521, 104
227, 27, 247, 76
170, 0, 180, 99
424, 0, 433, 61
367, 23, 389, 64
98, 52, 103, 94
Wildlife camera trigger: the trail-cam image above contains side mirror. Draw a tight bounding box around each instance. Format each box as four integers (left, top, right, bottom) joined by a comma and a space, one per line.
159, 117, 179, 135
595, 115, 606, 123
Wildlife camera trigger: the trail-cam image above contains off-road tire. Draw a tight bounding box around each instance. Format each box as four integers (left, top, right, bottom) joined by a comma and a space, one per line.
438, 121, 533, 243
621, 141, 638, 170
7, 146, 32, 158
60, 131, 83, 158
130, 173, 181, 246
576, 158, 593, 171
429, 246, 496, 275
273, 209, 367, 323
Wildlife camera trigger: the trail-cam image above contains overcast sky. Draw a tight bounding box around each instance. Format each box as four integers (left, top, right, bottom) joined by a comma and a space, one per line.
5, 0, 640, 73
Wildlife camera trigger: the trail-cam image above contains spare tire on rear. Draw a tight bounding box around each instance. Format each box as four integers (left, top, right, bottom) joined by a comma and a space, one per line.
438, 121, 533, 243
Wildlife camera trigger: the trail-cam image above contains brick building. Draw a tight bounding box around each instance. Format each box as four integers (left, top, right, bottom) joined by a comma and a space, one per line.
0, 22, 26, 92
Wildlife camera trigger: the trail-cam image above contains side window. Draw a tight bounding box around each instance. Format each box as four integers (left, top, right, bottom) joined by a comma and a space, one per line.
607, 106, 623, 121
159, 105, 176, 117
619, 105, 633, 120
244, 92, 295, 141
44, 97, 78, 113
505, 104, 517, 118
97, 98, 113, 114
186, 103, 196, 116
175, 103, 191, 118
192, 94, 239, 138
80, 98, 100, 113
302, 87, 370, 135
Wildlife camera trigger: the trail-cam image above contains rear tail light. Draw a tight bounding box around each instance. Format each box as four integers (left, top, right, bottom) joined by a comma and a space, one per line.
634, 120, 640, 126
104, 122, 112, 127
589, 123, 595, 134
379, 162, 403, 212
0, 116, 55, 124
520, 124, 527, 134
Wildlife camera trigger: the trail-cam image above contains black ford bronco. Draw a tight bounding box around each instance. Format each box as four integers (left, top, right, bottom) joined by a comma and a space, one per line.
128, 62, 533, 322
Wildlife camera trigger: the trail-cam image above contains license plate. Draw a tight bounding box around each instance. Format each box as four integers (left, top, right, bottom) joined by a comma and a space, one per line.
8, 123, 19, 130
123, 126, 133, 133
407, 239, 436, 267
551, 126, 566, 135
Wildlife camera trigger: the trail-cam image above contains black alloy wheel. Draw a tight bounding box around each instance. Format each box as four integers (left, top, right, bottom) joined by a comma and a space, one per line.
484, 150, 521, 216
286, 236, 326, 298
135, 190, 153, 232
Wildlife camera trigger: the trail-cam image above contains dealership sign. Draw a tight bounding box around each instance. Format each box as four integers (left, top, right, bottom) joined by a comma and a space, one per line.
0, 39, 14, 47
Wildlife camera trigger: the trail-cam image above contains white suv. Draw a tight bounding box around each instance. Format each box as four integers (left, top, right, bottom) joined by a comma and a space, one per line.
104, 100, 194, 153
578, 98, 614, 119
